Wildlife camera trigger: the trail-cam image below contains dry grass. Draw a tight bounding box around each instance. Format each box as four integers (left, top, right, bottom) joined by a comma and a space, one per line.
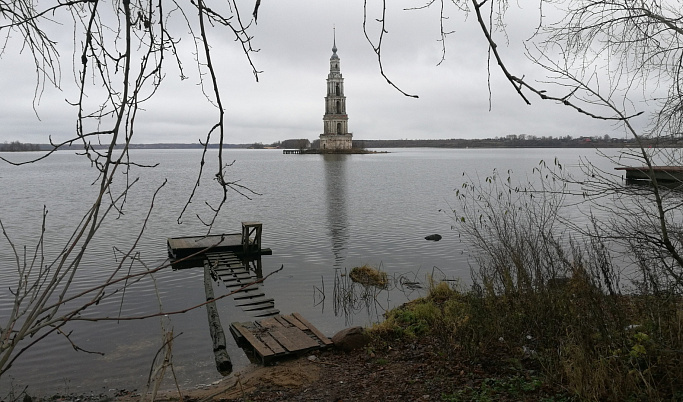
348, 265, 388, 288
372, 280, 683, 401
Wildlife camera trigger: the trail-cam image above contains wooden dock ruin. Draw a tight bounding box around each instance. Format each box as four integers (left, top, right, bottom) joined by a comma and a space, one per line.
615, 166, 683, 182
230, 313, 333, 364
167, 222, 332, 370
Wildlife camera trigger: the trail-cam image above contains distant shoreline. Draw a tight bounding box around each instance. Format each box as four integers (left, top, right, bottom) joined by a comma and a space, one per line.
1, 136, 678, 152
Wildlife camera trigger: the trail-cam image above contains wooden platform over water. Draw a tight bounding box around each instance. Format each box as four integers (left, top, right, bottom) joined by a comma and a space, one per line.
230, 313, 333, 364
615, 166, 683, 182
168, 234, 272, 260
168, 234, 243, 259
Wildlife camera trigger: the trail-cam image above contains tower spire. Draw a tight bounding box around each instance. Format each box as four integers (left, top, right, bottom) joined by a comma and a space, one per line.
332, 26, 338, 58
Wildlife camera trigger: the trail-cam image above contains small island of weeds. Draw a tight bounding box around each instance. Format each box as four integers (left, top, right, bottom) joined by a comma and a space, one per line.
349, 264, 388, 288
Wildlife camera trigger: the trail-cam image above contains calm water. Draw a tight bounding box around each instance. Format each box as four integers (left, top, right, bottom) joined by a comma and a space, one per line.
0, 147, 611, 395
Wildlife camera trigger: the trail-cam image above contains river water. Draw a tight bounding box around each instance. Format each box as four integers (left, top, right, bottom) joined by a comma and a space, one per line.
0, 147, 613, 395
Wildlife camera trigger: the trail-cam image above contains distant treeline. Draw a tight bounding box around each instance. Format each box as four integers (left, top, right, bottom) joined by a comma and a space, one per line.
279, 135, 683, 150
0, 141, 43, 152
5, 135, 681, 152
356, 135, 638, 149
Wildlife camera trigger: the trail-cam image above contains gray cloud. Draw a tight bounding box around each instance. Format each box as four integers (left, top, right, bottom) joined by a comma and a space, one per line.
0, 1, 636, 145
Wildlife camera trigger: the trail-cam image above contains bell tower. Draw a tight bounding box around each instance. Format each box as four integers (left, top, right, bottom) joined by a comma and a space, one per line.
319, 28, 352, 151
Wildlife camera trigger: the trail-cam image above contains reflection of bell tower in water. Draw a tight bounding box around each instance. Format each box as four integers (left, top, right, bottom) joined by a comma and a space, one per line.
319, 28, 352, 151
324, 154, 349, 269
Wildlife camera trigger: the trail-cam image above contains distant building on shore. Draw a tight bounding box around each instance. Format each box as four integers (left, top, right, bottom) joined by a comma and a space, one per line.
319, 29, 352, 151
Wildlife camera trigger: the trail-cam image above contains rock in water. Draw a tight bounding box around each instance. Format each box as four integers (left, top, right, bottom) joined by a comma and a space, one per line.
424, 234, 442, 241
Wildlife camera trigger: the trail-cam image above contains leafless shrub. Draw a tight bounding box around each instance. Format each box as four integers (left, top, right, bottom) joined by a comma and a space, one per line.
0, 0, 263, 382
452, 167, 683, 399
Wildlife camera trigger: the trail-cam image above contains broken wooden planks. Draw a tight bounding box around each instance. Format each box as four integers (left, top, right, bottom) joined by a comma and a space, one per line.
230, 313, 333, 364
205, 251, 280, 317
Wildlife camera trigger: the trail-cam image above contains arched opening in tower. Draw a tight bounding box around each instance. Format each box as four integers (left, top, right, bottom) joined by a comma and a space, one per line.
336, 101, 341, 114
336, 123, 342, 134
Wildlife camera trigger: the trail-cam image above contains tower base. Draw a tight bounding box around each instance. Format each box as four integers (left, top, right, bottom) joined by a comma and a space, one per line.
319, 133, 352, 150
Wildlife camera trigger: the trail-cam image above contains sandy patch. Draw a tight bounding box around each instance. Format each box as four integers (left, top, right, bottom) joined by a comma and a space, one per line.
147, 357, 321, 401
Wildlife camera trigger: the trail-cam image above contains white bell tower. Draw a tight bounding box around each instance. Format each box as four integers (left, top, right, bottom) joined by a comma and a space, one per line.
319, 28, 352, 151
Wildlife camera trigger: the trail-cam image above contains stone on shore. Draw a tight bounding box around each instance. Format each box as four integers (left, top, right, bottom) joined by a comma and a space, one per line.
332, 327, 370, 352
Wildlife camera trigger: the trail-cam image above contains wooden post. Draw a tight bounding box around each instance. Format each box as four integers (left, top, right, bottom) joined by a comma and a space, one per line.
203, 265, 232, 375
241, 221, 262, 255
254, 257, 263, 279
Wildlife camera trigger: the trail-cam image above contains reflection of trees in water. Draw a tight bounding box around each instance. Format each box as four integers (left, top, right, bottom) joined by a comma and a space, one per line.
323, 154, 350, 269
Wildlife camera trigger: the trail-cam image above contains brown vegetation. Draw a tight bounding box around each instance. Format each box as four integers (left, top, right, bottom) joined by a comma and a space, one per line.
349, 265, 389, 288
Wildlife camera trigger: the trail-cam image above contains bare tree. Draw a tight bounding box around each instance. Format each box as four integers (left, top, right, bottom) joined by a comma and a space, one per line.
0, 0, 262, 380
363, 0, 683, 290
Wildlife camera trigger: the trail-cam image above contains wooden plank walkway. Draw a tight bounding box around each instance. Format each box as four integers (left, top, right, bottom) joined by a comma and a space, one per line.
205, 251, 280, 317
230, 313, 333, 364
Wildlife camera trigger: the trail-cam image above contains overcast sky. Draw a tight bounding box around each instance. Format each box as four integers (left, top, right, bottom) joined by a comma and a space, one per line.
1, 0, 641, 145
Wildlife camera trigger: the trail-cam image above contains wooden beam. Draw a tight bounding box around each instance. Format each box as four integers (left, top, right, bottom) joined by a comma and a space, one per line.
259, 333, 286, 355
252, 308, 280, 317
203, 266, 232, 375
292, 312, 333, 345
231, 322, 274, 360
281, 314, 308, 331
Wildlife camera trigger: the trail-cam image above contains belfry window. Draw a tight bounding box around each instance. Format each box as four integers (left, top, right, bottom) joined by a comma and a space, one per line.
336, 101, 341, 114
337, 123, 342, 134
335, 84, 340, 96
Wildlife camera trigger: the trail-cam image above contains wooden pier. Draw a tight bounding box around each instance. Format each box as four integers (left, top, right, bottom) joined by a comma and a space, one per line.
168, 222, 278, 319
167, 223, 331, 369
230, 313, 333, 364
615, 166, 683, 182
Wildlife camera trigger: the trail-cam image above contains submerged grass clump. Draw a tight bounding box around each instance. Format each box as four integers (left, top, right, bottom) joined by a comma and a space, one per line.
349, 265, 388, 288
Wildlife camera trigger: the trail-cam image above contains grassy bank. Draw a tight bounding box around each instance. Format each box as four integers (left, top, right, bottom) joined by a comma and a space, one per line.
369, 276, 682, 401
